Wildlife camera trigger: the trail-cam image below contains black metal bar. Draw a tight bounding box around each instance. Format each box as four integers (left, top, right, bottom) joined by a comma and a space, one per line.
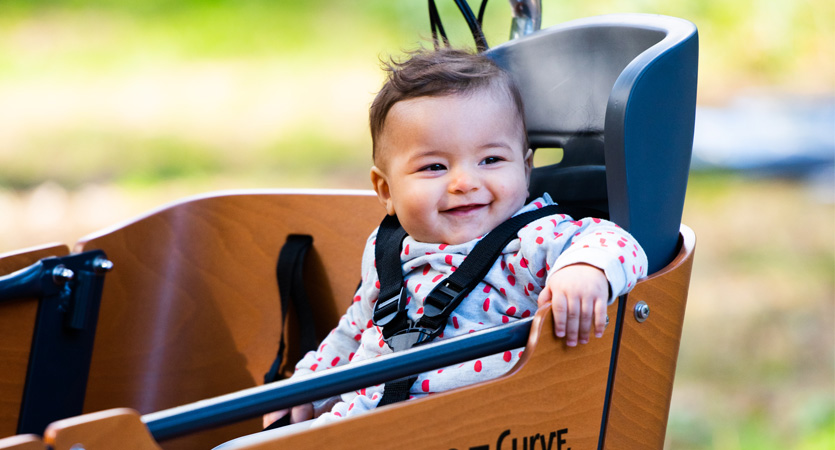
453, 0, 489, 51
11, 250, 111, 435
0, 260, 60, 302
143, 317, 535, 441
597, 294, 627, 450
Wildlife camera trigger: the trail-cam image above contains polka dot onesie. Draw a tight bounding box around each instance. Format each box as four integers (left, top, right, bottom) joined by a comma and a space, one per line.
292, 194, 648, 427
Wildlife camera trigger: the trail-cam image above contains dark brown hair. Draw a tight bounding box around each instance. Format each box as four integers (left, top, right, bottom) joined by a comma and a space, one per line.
370, 48, 527, 161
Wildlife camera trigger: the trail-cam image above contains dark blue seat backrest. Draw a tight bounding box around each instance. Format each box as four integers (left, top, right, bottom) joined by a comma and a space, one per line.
486, 14, 698, 274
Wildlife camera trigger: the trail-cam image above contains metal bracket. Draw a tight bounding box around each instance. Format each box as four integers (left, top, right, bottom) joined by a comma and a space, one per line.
0, 250, 113, 435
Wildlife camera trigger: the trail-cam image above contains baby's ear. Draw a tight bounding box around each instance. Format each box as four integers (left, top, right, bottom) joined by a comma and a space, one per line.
370, 166, 396, 216
524, 149, 534, 186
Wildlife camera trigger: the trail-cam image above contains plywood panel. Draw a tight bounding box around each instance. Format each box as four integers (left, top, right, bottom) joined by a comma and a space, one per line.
75, 191, 382, 449
0, 244, 70, 438
603, 226, 695, 448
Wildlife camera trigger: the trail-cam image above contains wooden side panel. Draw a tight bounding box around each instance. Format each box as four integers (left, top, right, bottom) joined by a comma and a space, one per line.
44, 408, 160, 450
0, 434, 47, 450
604, 225, 695, 448
75, 192, 382, 449
220, 304, 617, 450
0, 244, 70, 439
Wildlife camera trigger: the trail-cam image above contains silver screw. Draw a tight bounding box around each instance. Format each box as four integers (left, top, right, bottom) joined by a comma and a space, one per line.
92, 257, 114, 273
52, 265, 75, 284
634, 301, 650, 323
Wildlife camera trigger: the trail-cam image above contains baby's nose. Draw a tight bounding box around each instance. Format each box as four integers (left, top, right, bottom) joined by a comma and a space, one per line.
448, 168, 480, 193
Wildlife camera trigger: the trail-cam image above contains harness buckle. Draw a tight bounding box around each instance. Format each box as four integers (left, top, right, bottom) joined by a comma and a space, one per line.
384, 326, 434, 352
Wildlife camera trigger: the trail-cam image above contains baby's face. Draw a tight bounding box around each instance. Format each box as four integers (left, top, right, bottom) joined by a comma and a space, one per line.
371, 89, 531, 245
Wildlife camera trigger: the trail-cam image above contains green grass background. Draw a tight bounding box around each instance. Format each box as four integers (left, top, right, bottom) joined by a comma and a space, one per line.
0, 1, 832, 448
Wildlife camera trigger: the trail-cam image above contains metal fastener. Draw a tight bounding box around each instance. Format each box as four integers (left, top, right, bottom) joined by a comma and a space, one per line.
52, 265, 75, 284
634, 301, 650, 323
92, 257, 114, 274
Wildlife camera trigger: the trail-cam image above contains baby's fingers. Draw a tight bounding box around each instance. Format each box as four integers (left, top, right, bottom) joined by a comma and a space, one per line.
594, 298, 608, 338
537, 284, 553, 307
551, 291, 568, 339
577, 297, 595, 345
564, 295, 581, 347
291, 403, 314, 423
263, 409, 288, 429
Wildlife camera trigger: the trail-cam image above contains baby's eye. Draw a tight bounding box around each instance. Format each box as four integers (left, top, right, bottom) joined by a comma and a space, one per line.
419, 163, 447, 172
481, 156, 504, 165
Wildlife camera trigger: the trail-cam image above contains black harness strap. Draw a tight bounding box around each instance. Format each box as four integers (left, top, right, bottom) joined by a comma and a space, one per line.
378, 375, 418, 407
264, 235, 319, 385
372, 215, 410, 333
372, 205, 566, 404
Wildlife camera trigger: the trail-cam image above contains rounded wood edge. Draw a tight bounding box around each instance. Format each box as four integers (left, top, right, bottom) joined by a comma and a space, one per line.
44, 408, 160, 450
604, 225, 696, 449
0, 244, 69, 274
73, 189, 377, 252
0, 434, 46, 450
641, 224, 695, 282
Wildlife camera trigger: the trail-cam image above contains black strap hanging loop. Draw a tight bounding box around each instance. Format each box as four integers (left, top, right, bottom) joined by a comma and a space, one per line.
264, 234, 318, 385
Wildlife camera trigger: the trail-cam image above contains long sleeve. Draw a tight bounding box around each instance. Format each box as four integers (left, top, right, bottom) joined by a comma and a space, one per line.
291, 196, 649, 426
512, 208, 648, 304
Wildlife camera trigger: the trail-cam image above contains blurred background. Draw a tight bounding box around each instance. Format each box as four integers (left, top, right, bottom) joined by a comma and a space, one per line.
0, 1, 832, 448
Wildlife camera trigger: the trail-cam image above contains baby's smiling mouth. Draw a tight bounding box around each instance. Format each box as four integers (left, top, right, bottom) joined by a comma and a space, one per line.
443, 203, 487, 215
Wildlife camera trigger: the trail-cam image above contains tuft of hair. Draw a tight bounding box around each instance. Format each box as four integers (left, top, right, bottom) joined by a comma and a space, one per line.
369, 47, 527, 161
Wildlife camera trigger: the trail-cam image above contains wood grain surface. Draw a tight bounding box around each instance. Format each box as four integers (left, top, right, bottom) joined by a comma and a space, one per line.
44, 408, 160, 450
75, 191, 382, 449
603, 225, 695, 449
0, 244, 70, 439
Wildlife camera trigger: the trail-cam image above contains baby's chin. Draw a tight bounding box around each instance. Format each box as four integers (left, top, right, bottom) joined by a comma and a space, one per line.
414, 228, 490, 246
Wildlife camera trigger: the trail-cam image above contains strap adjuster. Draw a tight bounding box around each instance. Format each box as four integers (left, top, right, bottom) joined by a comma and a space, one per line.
373, 288, 408, 328
422, 280, 466, 319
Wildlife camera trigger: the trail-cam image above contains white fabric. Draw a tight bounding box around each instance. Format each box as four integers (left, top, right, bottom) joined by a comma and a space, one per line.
291, 194, 648, 426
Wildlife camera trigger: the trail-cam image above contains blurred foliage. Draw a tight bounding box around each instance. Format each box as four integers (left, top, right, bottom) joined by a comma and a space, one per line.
0, 0, 831, 89
672, 173, 835, 449
0, 0, 831, 187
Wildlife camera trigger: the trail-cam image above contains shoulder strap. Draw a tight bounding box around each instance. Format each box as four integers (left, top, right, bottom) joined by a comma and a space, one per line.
371, 214, 410, 330
372, 204, 566, 351
263, 234, 318, 384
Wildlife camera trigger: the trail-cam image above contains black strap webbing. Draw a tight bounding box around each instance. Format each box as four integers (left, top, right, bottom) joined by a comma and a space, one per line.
417, 205, 565, 332
264, 235, 318, 385
378, 375, 418, 407
374, 214, 409, 326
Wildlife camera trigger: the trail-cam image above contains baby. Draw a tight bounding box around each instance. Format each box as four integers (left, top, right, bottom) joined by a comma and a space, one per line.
265, 48, 647, 430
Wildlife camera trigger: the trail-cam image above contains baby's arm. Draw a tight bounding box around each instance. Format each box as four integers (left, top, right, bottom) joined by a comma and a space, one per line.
537, 264, 609, 346
523, 213, 647, 345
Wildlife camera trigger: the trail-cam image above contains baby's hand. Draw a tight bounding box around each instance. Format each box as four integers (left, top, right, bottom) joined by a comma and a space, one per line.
537, 264, 609, 346
262, 403, 313, 429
